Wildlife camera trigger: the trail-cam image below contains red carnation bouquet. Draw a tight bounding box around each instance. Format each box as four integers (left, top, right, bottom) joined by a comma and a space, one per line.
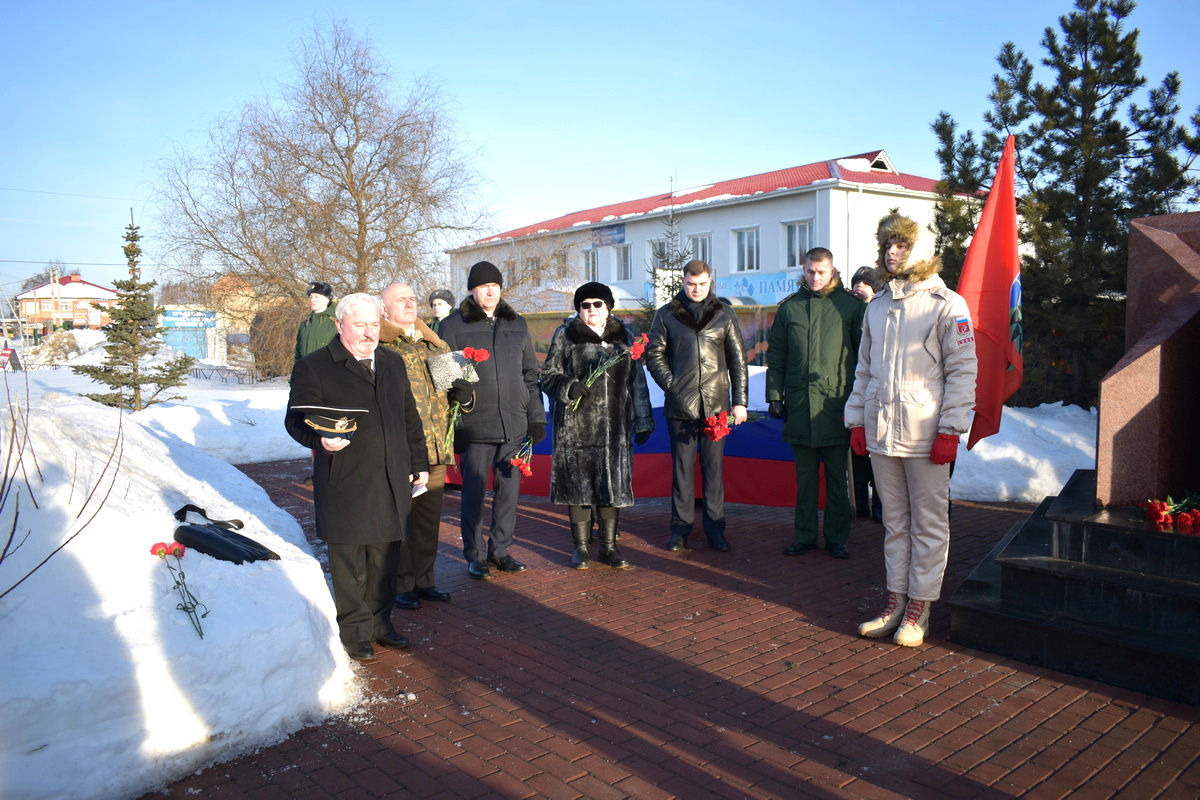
509, 436, 534, 477
570, 333, 650, 411
703, 410, 732, 442
1139, 494, 1200, 535
444, 347, 490, 451
150, 541, 209, 639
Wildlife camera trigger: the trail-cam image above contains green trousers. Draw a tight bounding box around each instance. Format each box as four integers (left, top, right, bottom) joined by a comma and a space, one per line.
791, 444, 851, 545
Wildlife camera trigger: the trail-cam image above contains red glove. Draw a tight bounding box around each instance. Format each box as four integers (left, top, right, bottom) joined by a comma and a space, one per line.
849, 427, 867, 457
930, 433, 960, 465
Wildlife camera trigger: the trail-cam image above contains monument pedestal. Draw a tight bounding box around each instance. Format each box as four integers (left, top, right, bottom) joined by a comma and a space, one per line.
948, 469, 1200, 704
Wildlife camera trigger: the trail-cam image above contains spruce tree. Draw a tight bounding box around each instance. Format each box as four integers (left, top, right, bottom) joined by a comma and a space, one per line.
72, 221, 195, 410
931, 0, 1200, 408
635, 200, 692, 332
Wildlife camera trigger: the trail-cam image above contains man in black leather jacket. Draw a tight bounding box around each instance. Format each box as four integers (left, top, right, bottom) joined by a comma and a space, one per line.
645, 259, 749, 553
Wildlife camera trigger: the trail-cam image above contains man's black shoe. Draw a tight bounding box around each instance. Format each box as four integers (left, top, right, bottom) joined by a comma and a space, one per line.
488, 555, 528, 573
706, 531, 731, 552
467, 561, 492, 580
371, 632, 409, 650
394, 592, 421, 610
666, 533, 689, 552
826, 543, 850, 559
783, 541, 818, 556
345, 641, 374, 661
416, 586, 451, 602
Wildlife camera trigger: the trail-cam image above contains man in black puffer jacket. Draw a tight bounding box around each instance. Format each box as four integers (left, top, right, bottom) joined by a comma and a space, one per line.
645, 259, 749, 553
438, 261, 546, 580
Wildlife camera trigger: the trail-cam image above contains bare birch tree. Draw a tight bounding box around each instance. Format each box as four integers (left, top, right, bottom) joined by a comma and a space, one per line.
154, 21, 483, 371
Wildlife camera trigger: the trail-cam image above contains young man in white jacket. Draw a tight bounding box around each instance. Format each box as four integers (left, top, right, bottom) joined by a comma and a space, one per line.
844, 211, 978, 647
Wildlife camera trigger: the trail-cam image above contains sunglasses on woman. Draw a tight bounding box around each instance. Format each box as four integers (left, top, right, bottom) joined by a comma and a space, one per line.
579, 300, 606, 310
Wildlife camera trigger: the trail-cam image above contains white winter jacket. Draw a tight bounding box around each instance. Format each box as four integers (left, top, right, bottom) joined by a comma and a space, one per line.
844, 274, 977, 458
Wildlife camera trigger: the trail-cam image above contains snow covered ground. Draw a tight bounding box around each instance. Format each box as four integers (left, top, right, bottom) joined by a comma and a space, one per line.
0, 334, 1097, 799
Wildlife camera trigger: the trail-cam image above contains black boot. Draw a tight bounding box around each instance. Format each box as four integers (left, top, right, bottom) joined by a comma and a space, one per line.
706, 529, 731, 552
570, 521, 591, 569
855, 482, 871, 518
598, 518, 630, 569
667, 529, 689, 551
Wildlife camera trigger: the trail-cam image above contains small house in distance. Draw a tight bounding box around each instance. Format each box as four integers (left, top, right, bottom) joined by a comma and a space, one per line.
16, 273, 119, 333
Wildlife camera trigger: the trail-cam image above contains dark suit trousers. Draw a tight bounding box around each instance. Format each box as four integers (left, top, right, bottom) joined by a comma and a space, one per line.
460, 440, 522, 563
667, 417, 726, 536
398, 465, 446, 592
327, 540, 400, 646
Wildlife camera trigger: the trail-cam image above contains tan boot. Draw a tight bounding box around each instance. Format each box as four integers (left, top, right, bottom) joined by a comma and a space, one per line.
893, 599, 930, 647
858, 591, 907, 638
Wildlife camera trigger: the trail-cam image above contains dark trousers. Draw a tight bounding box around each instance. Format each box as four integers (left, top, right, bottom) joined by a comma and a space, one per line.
327, 540, 400, 647
460, 440, 522, 563
398, 465, 446, 592
667, 417, 726, 536
791, 444, 851, 545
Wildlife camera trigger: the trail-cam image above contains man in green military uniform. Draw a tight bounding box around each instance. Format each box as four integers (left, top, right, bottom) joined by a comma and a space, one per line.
294, 281, 338, 363
765, 247, 865, 558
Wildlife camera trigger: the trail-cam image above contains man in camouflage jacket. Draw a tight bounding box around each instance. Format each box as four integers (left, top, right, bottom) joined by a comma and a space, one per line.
380, 282, 473, 609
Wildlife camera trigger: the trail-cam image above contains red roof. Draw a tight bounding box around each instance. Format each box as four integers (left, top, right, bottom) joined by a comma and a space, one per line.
471, 150, 939, 245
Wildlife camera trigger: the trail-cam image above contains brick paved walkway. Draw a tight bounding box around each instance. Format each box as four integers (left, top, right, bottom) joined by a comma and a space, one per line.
143, 459, 1200, 799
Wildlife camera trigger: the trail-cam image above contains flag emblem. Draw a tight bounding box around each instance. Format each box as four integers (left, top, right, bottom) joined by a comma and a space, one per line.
956, 317, 972, 335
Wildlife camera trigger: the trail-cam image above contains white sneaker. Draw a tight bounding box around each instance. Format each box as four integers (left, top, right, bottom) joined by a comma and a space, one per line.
893, 599, 930, 647
858, 591, 907, 638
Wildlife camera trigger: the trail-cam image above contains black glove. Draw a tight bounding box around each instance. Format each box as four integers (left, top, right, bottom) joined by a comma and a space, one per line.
527, 422, 547, 445
768, 400, 786, 420
634, 430, 652, 446
448, 378, 474, 405
566, 381, 586, 401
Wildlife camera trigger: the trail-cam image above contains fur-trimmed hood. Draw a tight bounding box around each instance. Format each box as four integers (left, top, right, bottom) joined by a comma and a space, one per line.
458, 296, 519, 324
875, 211, 940, 283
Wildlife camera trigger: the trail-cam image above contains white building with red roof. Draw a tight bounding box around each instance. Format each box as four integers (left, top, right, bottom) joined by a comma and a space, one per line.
447, 150, 941, 310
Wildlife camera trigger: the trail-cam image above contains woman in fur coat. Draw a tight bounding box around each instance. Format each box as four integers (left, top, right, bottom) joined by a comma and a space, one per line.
541, 282, 654, 569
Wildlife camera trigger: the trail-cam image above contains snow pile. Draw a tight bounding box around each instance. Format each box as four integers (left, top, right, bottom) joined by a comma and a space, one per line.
0, 389, 357, 800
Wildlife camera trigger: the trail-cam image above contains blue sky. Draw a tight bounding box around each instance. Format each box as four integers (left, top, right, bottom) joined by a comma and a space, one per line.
2, 0, 1197, 291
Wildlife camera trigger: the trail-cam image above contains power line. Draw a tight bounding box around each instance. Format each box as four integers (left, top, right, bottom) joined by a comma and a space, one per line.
0, 186, 141, 202
0, 259, 136, 267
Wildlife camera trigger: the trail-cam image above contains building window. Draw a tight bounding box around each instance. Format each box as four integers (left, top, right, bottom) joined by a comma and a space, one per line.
41, 300, 52, 312
59, 300, 74, 312
785, 221, 813, 268
583, 250, 598, 282
734, 228, 759, 272
616, 245, 632, 282
648, 239, 667, 272
687, 234, 711, 266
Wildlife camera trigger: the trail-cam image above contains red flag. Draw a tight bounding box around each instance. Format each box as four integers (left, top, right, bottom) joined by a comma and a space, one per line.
957, 134, 1023, 450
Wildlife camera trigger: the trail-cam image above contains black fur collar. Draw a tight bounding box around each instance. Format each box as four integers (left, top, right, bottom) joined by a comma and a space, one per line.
567, 314, 626, 344
460, 296, 518, 324
669, 290, 721, 331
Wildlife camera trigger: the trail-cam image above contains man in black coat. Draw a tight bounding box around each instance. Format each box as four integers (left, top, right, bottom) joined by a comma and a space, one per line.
646, 259, 749, 553
438, 261, 546, 580
285, 293, 430, 661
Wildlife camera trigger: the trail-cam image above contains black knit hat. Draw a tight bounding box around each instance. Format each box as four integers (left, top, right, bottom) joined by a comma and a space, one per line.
467, 261, 504, 290
428, 288, 455, 307
573, 281, 615, 310
307, 281, 334, 299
